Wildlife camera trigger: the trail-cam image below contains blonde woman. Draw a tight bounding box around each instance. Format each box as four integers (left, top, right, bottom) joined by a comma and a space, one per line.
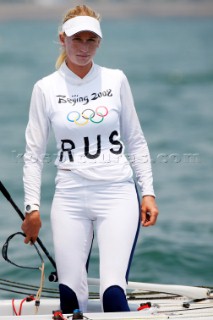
22, 5, 158, 314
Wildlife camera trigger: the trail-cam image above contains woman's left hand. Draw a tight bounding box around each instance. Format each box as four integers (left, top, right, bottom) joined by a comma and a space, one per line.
141, 196, 159, 227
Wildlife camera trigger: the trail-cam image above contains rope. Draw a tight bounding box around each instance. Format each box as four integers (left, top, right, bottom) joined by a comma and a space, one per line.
34, 261, 45, 314
12, 296, 35, 316
2, 232, 43, 270
0, 278, 59, 295
52, 310, 68, 320
1, 232, 46, 315
9, 262, 45, 316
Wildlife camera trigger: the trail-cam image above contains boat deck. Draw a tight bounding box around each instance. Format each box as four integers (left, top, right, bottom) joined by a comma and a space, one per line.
0, 290, 213, 319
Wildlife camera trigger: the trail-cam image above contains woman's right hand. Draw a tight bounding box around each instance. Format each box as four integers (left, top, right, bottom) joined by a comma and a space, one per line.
21, 211, 42, 244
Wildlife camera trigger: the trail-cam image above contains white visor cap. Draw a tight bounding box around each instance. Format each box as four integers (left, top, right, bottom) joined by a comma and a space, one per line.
62, 16, 102, 38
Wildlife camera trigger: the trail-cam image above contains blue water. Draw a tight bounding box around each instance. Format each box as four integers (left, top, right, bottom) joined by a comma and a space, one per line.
0, 17, 213, 298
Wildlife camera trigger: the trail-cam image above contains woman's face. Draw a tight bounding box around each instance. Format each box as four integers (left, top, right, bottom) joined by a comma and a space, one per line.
60, 31, 101, 72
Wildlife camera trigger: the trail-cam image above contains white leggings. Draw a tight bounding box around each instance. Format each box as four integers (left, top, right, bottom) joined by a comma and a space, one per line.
51, 172, 140, 312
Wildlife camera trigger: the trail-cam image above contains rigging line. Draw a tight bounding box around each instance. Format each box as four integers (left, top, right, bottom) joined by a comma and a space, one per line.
0, 279, 59, 294
128, 296, 180, 301
0, 278, 58, 292
128, 292, 180, 299
0, 285, 99, 300
0, 181, 57, 271
2, 232, 44, 270
0, 284, 59, 296
157, 305, 213, 315
0, 287, 60, 299
35, 262, 45, 315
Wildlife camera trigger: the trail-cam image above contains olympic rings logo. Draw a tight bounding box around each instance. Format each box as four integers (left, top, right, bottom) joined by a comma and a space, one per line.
67, 106, 108, 126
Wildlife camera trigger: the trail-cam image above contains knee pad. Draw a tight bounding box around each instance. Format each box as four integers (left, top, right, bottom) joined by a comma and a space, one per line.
103, 285, 130, 312
59, 284, 79, 314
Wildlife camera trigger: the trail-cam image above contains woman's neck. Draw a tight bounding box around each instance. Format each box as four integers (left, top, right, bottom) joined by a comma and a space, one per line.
65, 60, 93, 79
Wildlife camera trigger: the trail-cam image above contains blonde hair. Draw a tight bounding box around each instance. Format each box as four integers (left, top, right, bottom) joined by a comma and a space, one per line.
55, 5, 101, 69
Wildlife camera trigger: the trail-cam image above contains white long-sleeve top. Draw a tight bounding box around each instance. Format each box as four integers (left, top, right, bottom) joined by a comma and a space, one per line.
24, 62, 155, 206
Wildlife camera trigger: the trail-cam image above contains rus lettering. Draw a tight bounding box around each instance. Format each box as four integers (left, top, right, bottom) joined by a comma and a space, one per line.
59, 130, 122, 163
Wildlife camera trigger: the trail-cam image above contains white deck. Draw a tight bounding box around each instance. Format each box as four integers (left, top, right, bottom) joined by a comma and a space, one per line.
0, 293, 213, 319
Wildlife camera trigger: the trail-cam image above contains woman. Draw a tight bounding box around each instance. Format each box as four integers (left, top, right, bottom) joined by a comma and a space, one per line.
22, 4, 158, 314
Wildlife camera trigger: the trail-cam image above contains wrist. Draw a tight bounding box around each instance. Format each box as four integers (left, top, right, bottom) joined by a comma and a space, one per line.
25, 204, 40, 214
142, 195, 155, 199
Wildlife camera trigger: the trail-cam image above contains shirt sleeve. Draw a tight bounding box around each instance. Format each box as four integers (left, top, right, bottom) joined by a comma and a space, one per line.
23, 82, 50, 207
120, 72, 155, 197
